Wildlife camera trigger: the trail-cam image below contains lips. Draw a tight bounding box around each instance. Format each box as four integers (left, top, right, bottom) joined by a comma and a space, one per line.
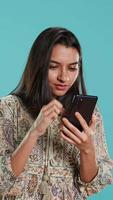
54, 84, 68, 91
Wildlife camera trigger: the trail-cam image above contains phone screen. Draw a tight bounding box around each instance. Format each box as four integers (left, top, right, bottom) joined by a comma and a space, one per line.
63, 95, 98, 131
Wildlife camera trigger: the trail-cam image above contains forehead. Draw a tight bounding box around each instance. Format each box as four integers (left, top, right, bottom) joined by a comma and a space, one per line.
50, 44, 79, 63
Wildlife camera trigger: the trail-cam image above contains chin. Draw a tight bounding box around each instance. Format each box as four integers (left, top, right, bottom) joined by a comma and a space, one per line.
53, 91, 67, 97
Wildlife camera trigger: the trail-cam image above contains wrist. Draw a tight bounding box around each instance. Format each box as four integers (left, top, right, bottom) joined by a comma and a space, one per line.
28, 129, 40, 141
80, 145, 96, 155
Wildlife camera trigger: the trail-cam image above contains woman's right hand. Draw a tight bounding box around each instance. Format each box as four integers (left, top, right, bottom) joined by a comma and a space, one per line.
30, 99, 63, 139
11, 100, 62, 177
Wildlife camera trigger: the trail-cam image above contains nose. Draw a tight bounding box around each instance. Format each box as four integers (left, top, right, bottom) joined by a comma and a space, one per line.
57, 69, 69, 82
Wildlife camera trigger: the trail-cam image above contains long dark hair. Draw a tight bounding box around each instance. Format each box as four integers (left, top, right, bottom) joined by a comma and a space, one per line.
11, 27, 87, 118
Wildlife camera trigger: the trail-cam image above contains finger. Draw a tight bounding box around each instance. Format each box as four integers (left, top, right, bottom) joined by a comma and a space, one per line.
62, 117, 83, 140
43, 110, 58, 124
61, 123, 81, 144
48, 110, 59, 120
52, 99, 63, 109
75, 112, 89, 132
41, 111, 58, 128
35, 109, 58, 128
62, 119, 89, 143
43, 99, 63, 112
89, 113, 96, 131
42, 104, 61, 116
61, 131, 76, 145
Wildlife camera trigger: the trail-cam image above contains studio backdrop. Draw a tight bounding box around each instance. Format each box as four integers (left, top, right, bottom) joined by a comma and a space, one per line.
0, 1, 113, 199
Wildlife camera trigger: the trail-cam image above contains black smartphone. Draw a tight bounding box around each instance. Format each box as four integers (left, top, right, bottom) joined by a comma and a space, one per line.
63, 94, 98, 131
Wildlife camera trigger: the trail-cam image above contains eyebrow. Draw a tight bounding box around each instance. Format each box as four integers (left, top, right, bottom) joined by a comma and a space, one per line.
50, 60, 79, 65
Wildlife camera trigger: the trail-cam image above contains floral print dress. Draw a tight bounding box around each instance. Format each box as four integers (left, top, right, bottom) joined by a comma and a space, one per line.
0, 95, 113, 200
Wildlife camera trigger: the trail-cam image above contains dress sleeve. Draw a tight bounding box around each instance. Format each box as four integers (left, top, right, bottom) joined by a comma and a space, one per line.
0, 97, 17, 194
75, 107, 113, 198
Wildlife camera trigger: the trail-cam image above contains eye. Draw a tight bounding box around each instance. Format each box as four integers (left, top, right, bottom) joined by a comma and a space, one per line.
68, 65, 79, 71
49, 65, 58, 69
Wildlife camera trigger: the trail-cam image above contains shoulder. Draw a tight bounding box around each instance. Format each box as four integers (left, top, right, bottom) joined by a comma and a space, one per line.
0, 95, 21, 116
94, 105, 103, 120
93, 105, 105, 134
0, 94, 20, 107
1, 94, 19, 103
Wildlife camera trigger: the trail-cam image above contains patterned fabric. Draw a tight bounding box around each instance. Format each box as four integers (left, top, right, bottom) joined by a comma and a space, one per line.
0, 95, 113, 200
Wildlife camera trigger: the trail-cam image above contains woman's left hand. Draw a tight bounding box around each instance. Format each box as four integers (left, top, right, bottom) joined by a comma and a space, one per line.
61, 112, 96, 153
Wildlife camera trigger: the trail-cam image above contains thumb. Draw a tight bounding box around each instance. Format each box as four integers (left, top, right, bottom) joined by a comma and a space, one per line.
89, 113, 96, 131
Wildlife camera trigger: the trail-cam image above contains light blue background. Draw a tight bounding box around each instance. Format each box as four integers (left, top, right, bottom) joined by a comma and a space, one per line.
0, 0, 113, 199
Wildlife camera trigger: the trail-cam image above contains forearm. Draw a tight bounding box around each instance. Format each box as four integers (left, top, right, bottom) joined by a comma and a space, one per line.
11, 130, 38, 177
80, 146, 98, 183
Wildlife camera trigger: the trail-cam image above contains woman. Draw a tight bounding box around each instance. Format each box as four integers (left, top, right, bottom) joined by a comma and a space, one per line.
0, 27, 112, 200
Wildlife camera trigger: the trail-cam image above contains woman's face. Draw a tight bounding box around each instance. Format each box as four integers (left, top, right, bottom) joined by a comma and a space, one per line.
48, 44, 80, 97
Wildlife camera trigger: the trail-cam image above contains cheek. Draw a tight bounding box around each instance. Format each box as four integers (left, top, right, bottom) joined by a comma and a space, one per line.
69, 72, 78, 85
48, 71, 57, 83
